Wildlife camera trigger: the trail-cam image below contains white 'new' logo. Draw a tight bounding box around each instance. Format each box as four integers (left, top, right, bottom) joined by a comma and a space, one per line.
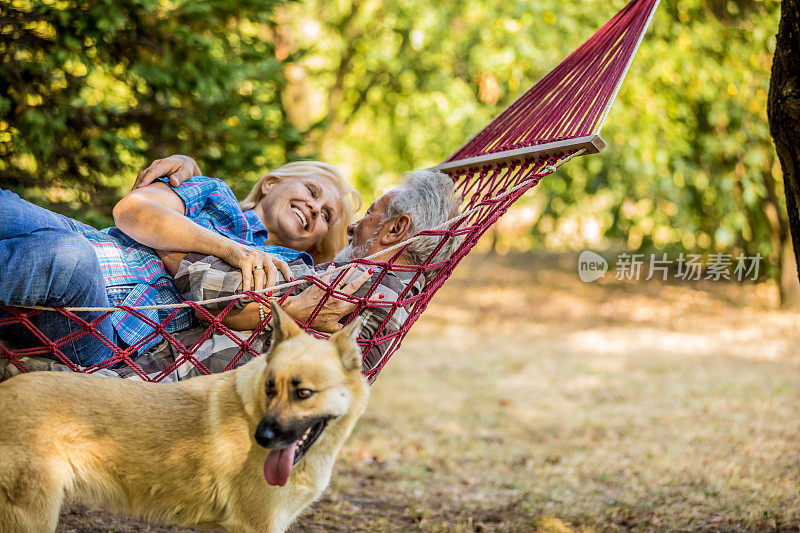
578, 250, 608, 282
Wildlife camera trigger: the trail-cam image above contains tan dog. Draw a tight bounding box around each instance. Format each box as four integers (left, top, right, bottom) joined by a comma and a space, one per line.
0, 303, 369, 532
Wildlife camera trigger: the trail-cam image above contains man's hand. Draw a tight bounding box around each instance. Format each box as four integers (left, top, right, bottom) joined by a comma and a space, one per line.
283, 265, 373, 332
133, 155, 202, 190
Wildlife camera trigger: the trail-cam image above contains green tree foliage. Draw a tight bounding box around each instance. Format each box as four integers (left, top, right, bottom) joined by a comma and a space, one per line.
0, 0, 787, 291
540, 0, 785, 275
0, 0, 296, 225
277, 0, 786, 286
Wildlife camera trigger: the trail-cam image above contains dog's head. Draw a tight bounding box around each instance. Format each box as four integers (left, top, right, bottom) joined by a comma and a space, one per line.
237, 302, 368, 487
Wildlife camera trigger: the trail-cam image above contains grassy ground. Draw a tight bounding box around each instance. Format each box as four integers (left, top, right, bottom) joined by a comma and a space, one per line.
57, 252, 799, 532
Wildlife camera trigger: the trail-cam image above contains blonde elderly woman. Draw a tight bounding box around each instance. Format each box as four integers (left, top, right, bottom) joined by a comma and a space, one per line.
0, 155, 360, 367
125, 155, 360, 281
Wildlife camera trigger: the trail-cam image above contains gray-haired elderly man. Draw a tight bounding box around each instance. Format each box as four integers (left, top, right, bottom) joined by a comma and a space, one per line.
52, 169, 461, 383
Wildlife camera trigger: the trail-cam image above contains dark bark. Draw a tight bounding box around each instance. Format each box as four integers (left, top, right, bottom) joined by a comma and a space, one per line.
768, 0, 800, 285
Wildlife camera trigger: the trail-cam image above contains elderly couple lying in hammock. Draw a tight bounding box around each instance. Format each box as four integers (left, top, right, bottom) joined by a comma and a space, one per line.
0, 155, 461, 380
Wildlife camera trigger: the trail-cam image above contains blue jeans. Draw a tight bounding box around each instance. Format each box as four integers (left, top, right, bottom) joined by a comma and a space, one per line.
0, 189, 115, 366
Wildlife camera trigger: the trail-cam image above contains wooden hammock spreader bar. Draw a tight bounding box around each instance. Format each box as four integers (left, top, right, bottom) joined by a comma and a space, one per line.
0, 0, 659, 383
430, 134, 606, 174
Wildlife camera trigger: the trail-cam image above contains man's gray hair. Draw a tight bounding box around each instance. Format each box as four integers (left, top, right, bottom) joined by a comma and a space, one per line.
382, 169, 462, 267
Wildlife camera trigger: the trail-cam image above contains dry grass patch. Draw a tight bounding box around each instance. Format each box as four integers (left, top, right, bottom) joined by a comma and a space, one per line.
299, 252, 799, 532
57, 252, 799, 531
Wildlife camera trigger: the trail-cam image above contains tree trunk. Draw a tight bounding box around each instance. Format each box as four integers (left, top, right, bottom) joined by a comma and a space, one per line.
768, 0, 800, 285
780, 239, 800, 306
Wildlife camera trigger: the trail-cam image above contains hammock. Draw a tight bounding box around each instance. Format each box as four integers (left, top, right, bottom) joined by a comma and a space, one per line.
0, 0, 660, 384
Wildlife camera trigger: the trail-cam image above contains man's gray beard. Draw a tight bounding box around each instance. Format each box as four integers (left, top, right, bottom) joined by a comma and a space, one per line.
333, 236, 375, 263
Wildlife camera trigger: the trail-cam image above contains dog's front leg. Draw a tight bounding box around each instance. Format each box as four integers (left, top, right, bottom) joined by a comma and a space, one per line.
222, 516, 289, 533
220, 504, 291, 533
260, 511, 294, 533
265, 507, 297, 533
0, 465, 64, 533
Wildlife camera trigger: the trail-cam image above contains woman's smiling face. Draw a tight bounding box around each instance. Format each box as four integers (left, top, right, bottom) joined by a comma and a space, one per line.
256, 174, 343, 253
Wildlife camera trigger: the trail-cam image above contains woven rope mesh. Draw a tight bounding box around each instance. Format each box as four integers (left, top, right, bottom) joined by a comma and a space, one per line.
0, 0, 659, 383
0, 155, 567, 383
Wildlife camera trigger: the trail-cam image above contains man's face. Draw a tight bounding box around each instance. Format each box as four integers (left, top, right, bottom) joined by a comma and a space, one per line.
333, 191, 399, 263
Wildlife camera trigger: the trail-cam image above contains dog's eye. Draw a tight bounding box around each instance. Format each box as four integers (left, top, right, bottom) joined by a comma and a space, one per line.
295, 388, 314, 400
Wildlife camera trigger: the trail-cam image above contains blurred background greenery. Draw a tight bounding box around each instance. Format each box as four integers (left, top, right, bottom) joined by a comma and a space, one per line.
0, 0, 792, 300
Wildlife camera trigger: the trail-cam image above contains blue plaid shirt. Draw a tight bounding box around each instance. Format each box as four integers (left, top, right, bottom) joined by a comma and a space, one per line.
77, 176, 312, 357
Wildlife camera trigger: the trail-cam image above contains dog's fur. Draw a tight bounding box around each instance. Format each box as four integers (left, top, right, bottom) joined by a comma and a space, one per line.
0, 303, 369, 532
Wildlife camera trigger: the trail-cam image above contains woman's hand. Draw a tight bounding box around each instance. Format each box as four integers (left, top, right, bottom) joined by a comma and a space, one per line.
133, 155, 202, 190
283, 265, 373, 332
223, 242, 295, 292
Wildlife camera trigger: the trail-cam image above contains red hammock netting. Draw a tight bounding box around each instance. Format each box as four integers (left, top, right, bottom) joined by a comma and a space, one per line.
0, 0, 660, 384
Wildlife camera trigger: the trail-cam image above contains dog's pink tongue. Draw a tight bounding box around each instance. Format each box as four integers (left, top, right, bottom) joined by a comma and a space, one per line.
264, 442, 297, 486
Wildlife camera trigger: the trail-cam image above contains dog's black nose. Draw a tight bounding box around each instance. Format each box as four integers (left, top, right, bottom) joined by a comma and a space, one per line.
254, 419, 277, 448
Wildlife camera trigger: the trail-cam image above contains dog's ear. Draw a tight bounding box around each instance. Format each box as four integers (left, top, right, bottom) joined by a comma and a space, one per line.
269, 301, 303, 347
330, 317, 363, 372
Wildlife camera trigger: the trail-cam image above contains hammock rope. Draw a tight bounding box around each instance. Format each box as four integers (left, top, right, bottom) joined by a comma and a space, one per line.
0, 0, 660, 383
445, 0, 659, 161
11, 149, 585, 314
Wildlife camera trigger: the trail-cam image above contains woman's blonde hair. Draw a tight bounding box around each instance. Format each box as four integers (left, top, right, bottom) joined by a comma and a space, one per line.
240, 161, 361, 263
